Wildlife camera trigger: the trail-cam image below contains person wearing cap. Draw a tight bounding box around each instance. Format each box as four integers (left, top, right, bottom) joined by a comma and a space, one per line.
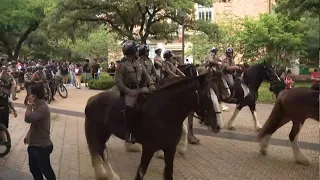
162, 50, 185, 80
138, 44, 159, 83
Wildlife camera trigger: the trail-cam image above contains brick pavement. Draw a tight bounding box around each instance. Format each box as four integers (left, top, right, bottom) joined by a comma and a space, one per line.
0, 88, 319, 180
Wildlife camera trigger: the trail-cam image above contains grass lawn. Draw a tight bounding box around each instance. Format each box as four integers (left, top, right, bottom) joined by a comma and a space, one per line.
258, 81, 311, 104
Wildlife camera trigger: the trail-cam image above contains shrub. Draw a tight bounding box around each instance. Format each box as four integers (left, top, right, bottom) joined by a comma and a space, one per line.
88, 73, 115, 90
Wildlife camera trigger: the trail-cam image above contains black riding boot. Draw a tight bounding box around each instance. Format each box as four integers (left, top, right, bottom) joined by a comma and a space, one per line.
124, 106, 137, 144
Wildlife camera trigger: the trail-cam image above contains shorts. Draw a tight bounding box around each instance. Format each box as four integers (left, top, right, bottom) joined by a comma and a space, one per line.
84, 72, 90, 80
0, 110, 9, 128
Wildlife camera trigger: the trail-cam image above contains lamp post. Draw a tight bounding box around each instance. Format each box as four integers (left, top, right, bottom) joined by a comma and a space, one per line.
179, 11, 187, 65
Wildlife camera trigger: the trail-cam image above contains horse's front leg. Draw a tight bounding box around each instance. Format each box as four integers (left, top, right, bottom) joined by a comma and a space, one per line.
249, 104, 262, 131
187, 112, 200, 144
177, 123, 188, 155
135, 146, 155, 180
163, 146, 177, 180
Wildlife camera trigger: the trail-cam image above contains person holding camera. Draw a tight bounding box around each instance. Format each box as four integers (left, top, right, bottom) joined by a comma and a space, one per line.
24, 84, 56, 180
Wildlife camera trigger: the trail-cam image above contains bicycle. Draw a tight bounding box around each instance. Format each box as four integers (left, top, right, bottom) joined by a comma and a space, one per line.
51, 77, 68, 98
0, 123, 11, 157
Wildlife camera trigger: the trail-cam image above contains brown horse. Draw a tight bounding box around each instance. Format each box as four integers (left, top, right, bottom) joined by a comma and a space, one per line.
258, 87, 319, 165
85, 73, 221, 180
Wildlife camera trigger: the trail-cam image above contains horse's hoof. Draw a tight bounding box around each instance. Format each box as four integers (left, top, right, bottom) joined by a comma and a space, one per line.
222, 108, 230, 112
228, 126, 236, 130
188, 137, 200, 145
155, 150, 164, 159
256, 127, 262, 132
260, 149, 268, 155
296, 159, 310, 165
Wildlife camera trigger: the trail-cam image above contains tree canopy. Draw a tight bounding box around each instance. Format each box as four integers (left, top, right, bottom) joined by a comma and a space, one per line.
57, 0, 214, 44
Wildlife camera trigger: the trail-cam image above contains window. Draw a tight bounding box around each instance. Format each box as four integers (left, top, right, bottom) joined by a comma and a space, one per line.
198, 10, 212, 21
197, 4, 213, 21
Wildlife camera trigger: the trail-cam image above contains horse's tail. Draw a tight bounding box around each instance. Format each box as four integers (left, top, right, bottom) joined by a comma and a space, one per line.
258, 90, 285, 140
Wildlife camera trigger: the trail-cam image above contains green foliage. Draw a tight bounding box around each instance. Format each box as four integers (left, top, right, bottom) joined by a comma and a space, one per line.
237, 14, 305, 67
187, 13, 242, 63
258, 81, 311, 103
88, 74, 115, 90
275, 0, 320, 20
0, 0, 50, 60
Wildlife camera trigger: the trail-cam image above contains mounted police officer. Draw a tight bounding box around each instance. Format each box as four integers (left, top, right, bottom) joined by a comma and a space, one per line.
114, 40, 156, 144
162, 50, 185, 79
205, 47, 222, 71
221, 47, 239, 87
24, 66, 33, 105
153, 48, 163, 77
138, 45, 159, 83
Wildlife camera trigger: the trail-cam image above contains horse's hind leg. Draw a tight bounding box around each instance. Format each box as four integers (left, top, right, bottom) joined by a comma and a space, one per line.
187, 113, 200, 144
249, 104, 262, 131
290, 119, 310, 165
135, 146, 155, 180
103, 144, 120, 180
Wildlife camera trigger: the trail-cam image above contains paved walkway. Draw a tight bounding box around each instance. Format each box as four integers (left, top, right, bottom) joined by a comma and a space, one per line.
0, 87, 319, 180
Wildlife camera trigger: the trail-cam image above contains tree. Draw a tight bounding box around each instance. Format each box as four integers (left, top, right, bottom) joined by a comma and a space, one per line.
57, 0, 213, 44
0, 0, 50, 60
237, 14, 306, 67
275, 0, 320, 20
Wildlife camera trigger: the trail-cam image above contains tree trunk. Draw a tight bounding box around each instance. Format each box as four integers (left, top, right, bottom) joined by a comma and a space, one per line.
11, 21, 40, 61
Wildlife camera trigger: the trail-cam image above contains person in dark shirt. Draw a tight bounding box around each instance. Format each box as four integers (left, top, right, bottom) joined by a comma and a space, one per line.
91, 60, 100, 80
24, 84, 56, 180
82, 59, 91, 87
60, 61, 69, 84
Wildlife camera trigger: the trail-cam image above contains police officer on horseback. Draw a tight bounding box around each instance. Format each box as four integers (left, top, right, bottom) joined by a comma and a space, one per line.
162, 50, 185, 79
115, 40, 156, 144
138, 45, 159, 82
154, 48, 163, 77
222, 48, 239, 87
205, 47, 222, 71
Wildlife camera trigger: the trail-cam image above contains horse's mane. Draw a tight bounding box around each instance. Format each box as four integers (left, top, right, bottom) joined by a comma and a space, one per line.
150, 75, 203, 97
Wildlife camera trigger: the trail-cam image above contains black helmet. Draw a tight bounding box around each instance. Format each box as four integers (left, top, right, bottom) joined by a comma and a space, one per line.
211, 47, 218, 53
37, 65, 44, 70
226, 47, 233, 53
31, 66, 37, 72
138, 44, 150, 56
155, 48, 162, 54
26, 66, 33, 72
163, 50, 174, 59
122, 41, 138, 55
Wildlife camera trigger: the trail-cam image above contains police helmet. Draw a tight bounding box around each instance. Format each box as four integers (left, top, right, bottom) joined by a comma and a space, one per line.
44, 64, 51, 69
211, 47, 218, 53
37, 65, 44, 70
138, 44, 150, 56
226, 47, 233, 53
26, 66, 33, 72
1, 66, 7, 71
122, 41, 138, 55
155, 48, 162, 54
163, 50, 174, 59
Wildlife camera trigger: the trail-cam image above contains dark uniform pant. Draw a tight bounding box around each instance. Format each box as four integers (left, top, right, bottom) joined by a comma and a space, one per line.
28, 145, 56, 180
